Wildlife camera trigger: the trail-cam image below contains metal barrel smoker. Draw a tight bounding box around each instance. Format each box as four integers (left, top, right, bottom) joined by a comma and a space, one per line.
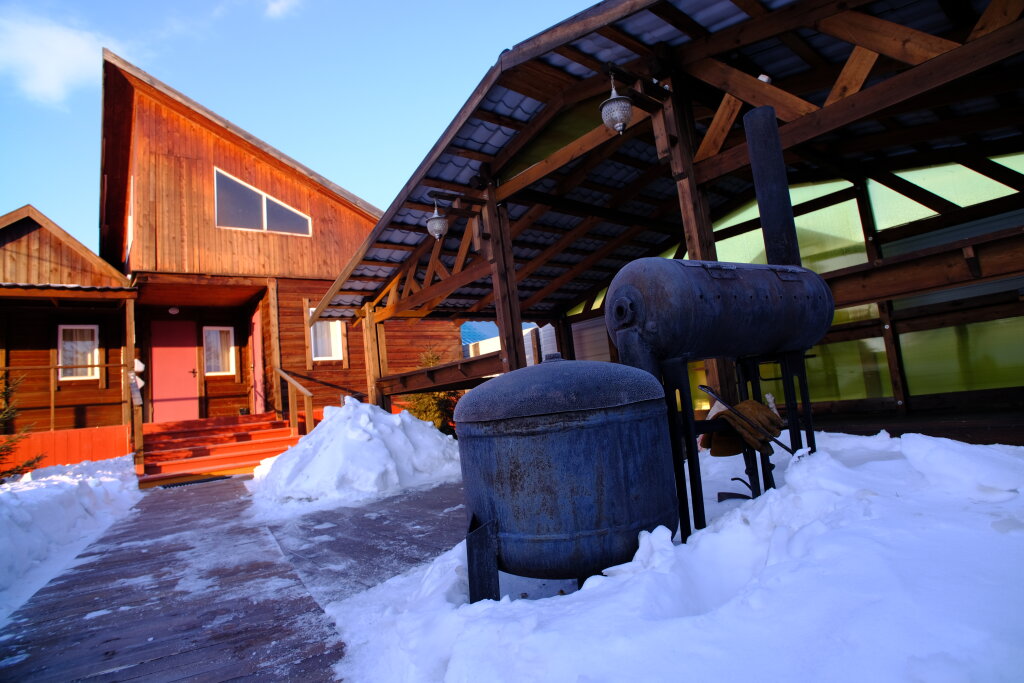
455, 354, 679, 602
605, 258, 834, 535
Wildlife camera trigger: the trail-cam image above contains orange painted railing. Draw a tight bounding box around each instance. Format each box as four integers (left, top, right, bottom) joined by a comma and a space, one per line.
11, 424, 131, 470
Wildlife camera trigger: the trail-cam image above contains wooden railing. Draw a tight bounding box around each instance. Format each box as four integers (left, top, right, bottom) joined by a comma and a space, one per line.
1, 362, 129, 431
274, 368, 315, 434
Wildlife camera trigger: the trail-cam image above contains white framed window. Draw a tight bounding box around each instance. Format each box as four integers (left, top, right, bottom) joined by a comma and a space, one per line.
58, 325, 100, 380
214, 168, 311, 236
310, 309, 345, 361
203, 326, 236, 376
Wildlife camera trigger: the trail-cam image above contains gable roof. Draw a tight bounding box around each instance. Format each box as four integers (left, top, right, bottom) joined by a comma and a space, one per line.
0, 205, 133, 290
312, 0, 1024, 323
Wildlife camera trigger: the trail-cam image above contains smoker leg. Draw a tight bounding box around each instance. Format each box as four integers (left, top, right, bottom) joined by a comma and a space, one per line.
794, 354, 817, 454
660, 361, 692, 540
664, 359, 705, 531
779, 353, 804, 452
743, 449, 761, 497
466, 515, 499, 603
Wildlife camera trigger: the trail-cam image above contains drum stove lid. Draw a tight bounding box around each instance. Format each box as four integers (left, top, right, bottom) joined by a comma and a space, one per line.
453, 353, 664, 423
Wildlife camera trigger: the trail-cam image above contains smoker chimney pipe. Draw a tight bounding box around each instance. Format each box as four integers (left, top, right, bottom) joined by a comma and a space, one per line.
743, 106, 801, 267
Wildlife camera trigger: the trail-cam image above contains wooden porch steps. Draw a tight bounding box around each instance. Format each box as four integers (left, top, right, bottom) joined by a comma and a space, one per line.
139, 412, 300, 487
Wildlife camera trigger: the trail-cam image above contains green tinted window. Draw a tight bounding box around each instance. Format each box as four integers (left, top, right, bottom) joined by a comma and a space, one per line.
755, 338, 893, 403
901, 317, 1024, 395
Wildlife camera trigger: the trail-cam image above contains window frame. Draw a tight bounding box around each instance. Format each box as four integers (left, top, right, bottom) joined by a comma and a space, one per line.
57, 324, 100, 381
213, 167, 312, 237
309, 309, 346, 362
202, 326, 237, 377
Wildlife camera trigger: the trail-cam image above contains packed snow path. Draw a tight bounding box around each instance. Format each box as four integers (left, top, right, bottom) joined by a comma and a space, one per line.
0, 477, 466, 680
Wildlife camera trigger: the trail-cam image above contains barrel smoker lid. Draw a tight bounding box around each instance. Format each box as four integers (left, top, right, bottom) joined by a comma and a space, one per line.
454, 353, 664, 423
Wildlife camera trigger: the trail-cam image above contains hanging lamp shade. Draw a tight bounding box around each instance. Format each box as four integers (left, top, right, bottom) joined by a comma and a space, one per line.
426, 200, 448, 240
599, 76, 632, 135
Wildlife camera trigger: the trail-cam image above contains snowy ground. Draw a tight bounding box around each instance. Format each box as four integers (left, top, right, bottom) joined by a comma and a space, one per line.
327, 431, 1024, 683
0, 455, 141, 623
3, 402, 1023, 682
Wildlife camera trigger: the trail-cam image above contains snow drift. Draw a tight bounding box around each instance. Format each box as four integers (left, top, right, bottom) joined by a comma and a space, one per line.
328, 431, 1024, 682
0, 455, 142, 623
247, 397, 460, 516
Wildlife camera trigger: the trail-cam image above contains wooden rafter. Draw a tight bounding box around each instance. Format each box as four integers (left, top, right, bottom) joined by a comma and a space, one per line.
695, 19, 1024, 183
687, 59, 819, 122
815, 11, 960, 65
695, 92, 744, 161
969, 0, 1024, 40
824, 45, 878, 106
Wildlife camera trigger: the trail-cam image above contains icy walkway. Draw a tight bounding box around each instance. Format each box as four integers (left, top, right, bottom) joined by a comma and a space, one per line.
0, 477, 466, 681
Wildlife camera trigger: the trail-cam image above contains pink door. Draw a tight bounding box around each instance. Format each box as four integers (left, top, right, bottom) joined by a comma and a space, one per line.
150, 319, 199, 423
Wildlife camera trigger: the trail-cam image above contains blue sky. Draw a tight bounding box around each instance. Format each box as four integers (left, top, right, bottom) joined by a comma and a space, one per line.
0, 0, 595, 253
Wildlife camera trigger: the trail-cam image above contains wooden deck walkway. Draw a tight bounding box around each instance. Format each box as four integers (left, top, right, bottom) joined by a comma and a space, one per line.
0, 477, 466, 681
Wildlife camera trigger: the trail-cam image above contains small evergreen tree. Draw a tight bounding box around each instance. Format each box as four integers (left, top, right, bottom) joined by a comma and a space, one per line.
0, 378, 39, 482
405, 350, 460, 437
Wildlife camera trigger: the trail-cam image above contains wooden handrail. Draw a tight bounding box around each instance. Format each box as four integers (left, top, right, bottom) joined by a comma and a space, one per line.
274, 368, 315, 434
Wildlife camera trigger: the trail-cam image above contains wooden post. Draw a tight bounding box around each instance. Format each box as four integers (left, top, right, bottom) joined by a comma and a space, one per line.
361, 303, 384, 407
651, 77, 735, 399
123, 298, 144, 470
482, 190, 527, 372
266, 278, 283, 416
856, 181, 909, 413
555, 316, 576, 360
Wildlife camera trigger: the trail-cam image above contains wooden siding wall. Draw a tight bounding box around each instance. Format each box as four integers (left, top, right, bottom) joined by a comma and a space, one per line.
126, 90, 376, 280
99, 66, 135, 268
274, 278, 463, 414
2, 305, 126, 432
12, 425, 130, 469
0, 218, 127, 287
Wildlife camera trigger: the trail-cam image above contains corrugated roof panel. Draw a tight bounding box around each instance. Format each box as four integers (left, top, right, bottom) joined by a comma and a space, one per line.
519, 229, 560, 246
742, 37, 813, 80
536, 211, 582, 230
351, 265, 396, 279
425, 154, 482, 184
539, 52, 596, 79
619, 138, 659, 164
481, 85, 544, 122
594, 160, 642, 187
571, 33, 637, 65
616, 199, 658, 217
683, 0, 756, 32
452, 120, 516, 156
565, 185, 611, 205
618, 9, 690, 47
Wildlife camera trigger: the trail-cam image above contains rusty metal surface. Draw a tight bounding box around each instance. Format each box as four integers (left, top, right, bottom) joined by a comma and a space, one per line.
454, 353, 664, 423
606, 257, 834, 372
458, 395, 677, 580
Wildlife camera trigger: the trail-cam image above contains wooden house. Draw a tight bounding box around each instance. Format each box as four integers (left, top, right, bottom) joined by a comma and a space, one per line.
4, 52, 461, 483
0, 205, 136, 470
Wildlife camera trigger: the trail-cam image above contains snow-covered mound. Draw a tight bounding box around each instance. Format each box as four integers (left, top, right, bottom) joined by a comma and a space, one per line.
328, 431, 1024, 682
247, 397, 460, 516
0, 455, 142, 623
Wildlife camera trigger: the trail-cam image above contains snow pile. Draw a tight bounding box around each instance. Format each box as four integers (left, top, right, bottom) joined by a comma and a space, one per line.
0, 455, 142, 623
328, 431, 1024, 682
247, 397, 460, 516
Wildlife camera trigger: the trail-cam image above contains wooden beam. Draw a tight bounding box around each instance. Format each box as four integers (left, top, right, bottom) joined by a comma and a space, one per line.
361, 303, 383, 407
875, 192, 1024, 246
379, 351, 505, 396
653, 77, 717, 260
824, 45, 878, 106
495, 111, 650, 201
824, 227, 1024, 307
815, 11, 960, 65
695, 20, 1024, 183
649, 1, 709, 38
959, 157, 1024, 192
373, 259, 491, 324
677, 0, 875, 67
969, 0, 1024, 40
687, 58, 819, 122
482, 192, 527, 371
695, 92, 744, 161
